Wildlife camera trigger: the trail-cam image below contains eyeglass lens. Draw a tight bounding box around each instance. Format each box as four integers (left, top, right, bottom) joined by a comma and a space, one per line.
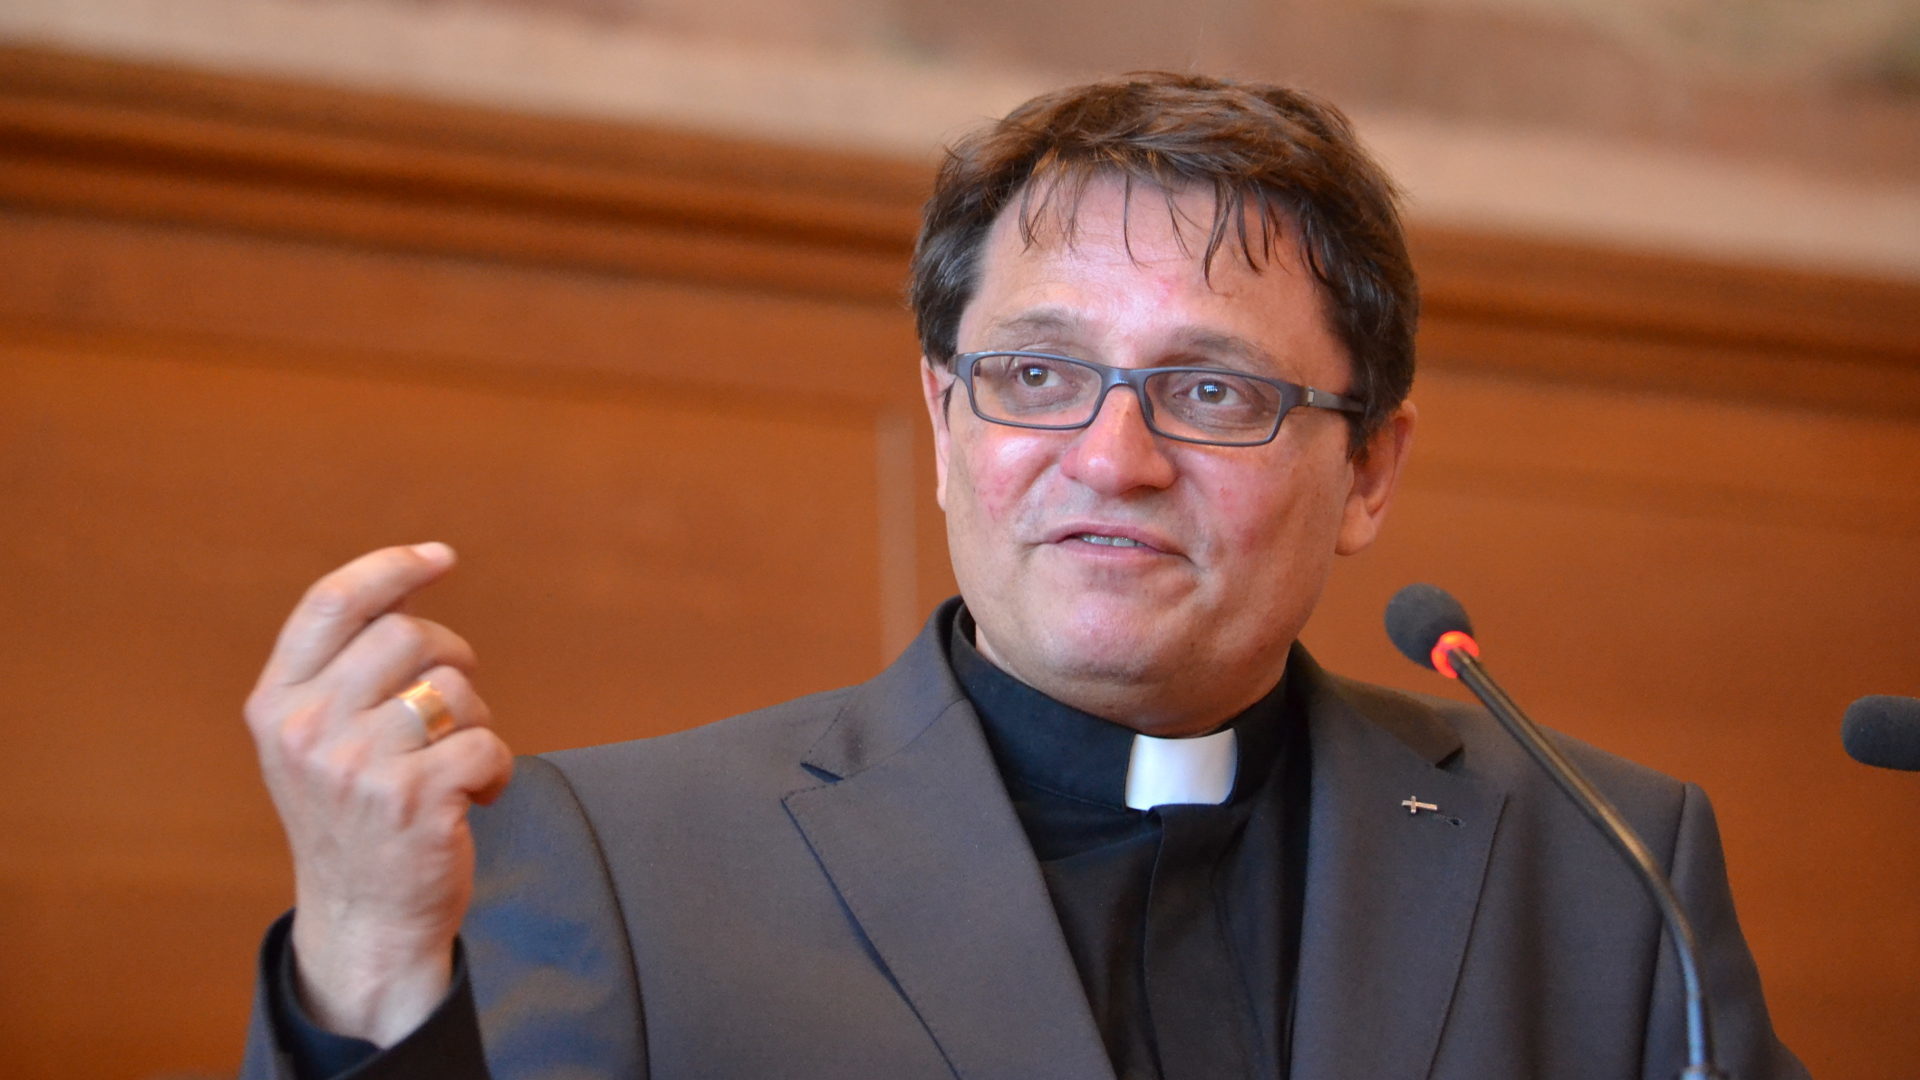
967, 353, 1287, 444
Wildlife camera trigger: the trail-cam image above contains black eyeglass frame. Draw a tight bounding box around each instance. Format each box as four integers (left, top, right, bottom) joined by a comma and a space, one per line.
948, 350, 1367, 448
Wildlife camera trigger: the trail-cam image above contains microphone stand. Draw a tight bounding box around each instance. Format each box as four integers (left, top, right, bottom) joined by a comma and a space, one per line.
1444, 647, 1729, 1080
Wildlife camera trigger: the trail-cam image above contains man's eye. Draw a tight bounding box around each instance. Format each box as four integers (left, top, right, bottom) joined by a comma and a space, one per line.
1018, 365, 1053, 387
1183, 379, 1243, 406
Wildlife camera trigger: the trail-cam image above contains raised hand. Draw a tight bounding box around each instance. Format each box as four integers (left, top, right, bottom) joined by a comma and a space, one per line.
245, 543, 514, 1045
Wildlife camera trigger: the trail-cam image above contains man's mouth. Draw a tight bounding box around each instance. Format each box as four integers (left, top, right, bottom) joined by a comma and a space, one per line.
1045, 522, 1179, 556
1074, 533, 1148, 548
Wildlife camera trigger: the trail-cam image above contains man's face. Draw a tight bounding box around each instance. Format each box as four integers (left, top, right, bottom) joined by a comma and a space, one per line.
921, 177, 1414, 735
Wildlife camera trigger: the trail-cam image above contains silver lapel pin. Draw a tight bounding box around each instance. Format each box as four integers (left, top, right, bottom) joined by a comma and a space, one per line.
1400, 796, 1439, 815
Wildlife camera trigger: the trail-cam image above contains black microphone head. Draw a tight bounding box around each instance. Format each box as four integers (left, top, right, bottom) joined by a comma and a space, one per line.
1385, 583, 1474, 671
1842, 695, 1920, 772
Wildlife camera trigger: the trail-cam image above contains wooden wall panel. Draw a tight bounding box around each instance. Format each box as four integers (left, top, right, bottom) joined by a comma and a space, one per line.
1, 45, 1916, 1080
0, 865, 286, 1079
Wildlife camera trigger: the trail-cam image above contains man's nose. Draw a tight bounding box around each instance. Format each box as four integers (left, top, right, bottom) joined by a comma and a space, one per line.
1059, 387, 1178, 495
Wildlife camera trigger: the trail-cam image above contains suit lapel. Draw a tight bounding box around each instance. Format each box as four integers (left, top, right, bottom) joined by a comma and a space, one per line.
1288, 656, 1505, 1080
784, 613, 1505, 1080
784, 608, 1115, 1080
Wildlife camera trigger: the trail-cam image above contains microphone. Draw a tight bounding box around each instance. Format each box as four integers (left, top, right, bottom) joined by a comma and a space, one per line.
1384, 583, 1728, 1080
1841, 695, 1920, 771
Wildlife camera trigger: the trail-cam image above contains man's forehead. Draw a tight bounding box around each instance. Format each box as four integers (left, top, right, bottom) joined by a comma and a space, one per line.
975, 307, 1282, 369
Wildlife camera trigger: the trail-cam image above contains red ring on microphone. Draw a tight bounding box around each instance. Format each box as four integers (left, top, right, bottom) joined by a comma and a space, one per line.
1430, 630, 1480, 679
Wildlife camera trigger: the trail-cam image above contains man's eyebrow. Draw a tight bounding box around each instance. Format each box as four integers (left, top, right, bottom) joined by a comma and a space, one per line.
1166, 329, 1281, 373
980, 310, 1083, 342
976, 313, 1283, 373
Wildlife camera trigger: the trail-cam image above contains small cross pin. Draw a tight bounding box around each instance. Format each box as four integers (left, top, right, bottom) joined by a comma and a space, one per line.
1401, 796, 1439, 815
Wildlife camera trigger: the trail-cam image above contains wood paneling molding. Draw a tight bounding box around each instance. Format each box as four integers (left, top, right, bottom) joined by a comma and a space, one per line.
3, 44, 1916, 409
1414, 227, 1920, 364
0, 45, 929, 302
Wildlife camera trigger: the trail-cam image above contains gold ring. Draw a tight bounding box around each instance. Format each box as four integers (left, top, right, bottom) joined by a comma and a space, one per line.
396, 679, 457, 745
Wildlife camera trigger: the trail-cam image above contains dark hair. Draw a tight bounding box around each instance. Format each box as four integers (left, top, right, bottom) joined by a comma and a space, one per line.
908, 72, 1417, 449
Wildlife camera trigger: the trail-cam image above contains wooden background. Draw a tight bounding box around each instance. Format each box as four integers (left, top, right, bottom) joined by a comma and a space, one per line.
1, 46, 1915, 1079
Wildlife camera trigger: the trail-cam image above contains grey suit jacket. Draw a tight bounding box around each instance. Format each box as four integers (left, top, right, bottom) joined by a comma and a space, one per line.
244, 603, 1807, 1079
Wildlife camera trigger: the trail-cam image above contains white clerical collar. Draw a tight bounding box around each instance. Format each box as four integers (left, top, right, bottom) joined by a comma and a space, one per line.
1124, 728, 1238, 810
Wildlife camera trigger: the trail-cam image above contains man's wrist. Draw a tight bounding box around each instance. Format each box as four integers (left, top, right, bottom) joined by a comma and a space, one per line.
289, 914, 456, 1047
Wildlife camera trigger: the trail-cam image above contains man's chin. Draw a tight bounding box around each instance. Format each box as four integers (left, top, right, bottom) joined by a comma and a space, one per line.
969, 585, 1199, 680
1032, 620, 1190, 690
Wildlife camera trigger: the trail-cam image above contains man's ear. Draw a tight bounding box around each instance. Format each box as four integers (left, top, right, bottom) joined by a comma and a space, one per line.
920, 358, 953, 511
1335, 399, 1416, 557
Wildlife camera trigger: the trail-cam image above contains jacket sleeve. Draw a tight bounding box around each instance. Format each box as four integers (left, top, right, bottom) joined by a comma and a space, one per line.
238, 756, 647, 1080
1640, 781, 1809, 1080
239, 917, 491, 1080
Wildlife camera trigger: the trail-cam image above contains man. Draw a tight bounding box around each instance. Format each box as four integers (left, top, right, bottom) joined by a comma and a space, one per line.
242, 74, 1807, 1079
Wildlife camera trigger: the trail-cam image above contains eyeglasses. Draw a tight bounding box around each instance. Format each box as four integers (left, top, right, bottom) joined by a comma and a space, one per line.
949, 351, 1366, 448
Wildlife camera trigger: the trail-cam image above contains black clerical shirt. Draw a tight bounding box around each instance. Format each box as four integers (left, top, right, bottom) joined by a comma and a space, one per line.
948, 609, 1308, 1080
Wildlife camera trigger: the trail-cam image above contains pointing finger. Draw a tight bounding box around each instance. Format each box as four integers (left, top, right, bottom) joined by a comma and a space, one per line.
260, 543, 457, 690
